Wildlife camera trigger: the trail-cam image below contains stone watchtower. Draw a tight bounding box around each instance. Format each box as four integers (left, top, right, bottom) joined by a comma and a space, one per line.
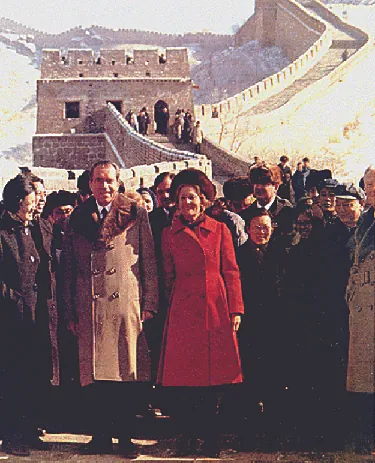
33, 47, 193, 166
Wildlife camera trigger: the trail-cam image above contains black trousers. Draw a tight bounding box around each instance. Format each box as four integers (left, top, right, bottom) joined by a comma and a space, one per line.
347, 392, 375, 451
81, 381, 147, 439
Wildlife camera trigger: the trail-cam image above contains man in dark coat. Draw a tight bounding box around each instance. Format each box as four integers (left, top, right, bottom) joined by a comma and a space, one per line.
147, 172, 176, 383
277, 155, 292, 201
61, 161, 158, 458
241, 163, 293, 238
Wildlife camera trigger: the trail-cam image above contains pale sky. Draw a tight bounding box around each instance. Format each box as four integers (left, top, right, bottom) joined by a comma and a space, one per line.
1, 0, 255, 35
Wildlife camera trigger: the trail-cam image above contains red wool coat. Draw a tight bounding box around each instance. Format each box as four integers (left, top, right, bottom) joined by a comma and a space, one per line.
158, 215, 244, 387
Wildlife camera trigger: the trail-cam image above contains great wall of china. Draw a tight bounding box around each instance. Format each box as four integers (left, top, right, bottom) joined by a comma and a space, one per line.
1, 0, 372, 191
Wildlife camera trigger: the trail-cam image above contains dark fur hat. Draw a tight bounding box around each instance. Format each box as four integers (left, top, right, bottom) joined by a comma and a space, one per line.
249, 164, 282, 186
223, 176, 253, 201
170, 168, 216, 201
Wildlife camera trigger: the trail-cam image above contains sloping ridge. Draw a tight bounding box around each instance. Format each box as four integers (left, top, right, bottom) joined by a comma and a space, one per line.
245, 0, 369, 116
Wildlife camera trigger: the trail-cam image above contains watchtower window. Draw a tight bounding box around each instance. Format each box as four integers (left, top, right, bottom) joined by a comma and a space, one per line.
146, 71, 151, 77
65, 102, 80, 119
78, 59, 83, 64
79, 73, 83, 77
107, 101, 122, 113
113, 73, 119, 78
111, 60, 116, 65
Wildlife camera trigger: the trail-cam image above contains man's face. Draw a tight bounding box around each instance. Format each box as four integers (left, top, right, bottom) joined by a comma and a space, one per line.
303, 161, 310, 169
33, 181, 46, 215
155, 177, 174, 209
307, 187, 319, 204
18, 192, 36, 224
253, 183, 277, 206
89, 165, 119, 207
52, 205, 74, 228
364, 169, 375, 208
336, 198, 363, 228
319, 188, 336, 212
248, 215, 273, 245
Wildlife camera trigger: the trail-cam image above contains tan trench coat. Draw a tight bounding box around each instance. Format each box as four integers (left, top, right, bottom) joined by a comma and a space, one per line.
62, 194, 158, 387
346, 207, 375, 393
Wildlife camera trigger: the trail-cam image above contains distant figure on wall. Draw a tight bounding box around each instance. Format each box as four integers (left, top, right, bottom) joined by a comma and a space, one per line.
138, 108, 151, 136
125, 110, 138, 132
155, 106, 169, 135
192, 121, 204, 154
342, 49, 349, 62
159, 53, 167, 64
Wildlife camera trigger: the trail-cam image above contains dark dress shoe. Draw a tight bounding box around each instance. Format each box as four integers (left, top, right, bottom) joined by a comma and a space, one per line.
28, 436, 49, 450
118, 438, 140, 458
174, 436, 198, 457
79, 436, 113, 454
5, 442, 30, 457
201, 438, 221, 458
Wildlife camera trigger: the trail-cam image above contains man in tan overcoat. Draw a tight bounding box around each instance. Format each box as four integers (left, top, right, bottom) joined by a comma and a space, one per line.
61, 160, 158, 458
346, 165, 374, 455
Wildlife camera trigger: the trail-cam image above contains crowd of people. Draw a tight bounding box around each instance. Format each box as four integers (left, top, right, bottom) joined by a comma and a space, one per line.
0, 158, 373, 459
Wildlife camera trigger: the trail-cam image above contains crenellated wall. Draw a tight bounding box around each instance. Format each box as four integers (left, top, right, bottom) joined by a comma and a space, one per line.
235, 0, 326, 60
0, 158, 213, 195
195, 27, 332, 127
104, 103, 208, 169
41, 48, 190, 79
33, 103, 212, 176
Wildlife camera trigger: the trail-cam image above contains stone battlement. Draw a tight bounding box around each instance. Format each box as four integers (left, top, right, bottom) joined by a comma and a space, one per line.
41, 48, 190, 79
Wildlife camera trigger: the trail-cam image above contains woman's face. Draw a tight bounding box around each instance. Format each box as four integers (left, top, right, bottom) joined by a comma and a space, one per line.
17, 191, 36, 223
178, 185, 201, 222
141, 192, 154, 213
296, 212, 313, 239
248, 215, 273, 245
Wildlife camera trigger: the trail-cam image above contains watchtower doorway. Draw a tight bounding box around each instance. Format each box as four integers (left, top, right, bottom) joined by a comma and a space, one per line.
154, 100, 169, 135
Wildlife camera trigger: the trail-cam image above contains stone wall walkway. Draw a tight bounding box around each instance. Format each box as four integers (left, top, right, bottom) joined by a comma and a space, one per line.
246, 2, 365, 116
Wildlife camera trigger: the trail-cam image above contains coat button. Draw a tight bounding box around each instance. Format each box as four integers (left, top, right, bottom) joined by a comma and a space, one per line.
110, 291, 119, 300
107, 267, 116, 275
356, 305, 362, 312
30, 255, 35, 263
93, 294, 101, 301
32, 283, 38, 292
92, 269, 100, 275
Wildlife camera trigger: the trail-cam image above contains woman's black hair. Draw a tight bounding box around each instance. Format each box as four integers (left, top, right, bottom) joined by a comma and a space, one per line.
2, 175, 34, 213
137, 187, 157, 210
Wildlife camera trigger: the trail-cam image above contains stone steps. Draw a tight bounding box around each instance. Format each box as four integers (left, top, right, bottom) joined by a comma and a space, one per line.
147, 134, 196, 153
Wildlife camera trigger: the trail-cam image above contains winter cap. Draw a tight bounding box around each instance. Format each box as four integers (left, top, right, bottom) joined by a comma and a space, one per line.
170, 168, 216, 201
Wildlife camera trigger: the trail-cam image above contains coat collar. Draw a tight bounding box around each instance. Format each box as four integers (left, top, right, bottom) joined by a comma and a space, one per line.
69, 194, 137, 244
171, 214, 218, 235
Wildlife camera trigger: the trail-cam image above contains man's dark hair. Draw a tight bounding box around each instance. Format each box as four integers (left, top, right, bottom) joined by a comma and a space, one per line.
3, 175, 34, 213
23, 172, 44, 186
280, 155, 289, 163
77, 170, 91, 195
153, 172, 175, 189
245, 207, 272, 227
89, 161, 120, 181
302, 157, 310, 163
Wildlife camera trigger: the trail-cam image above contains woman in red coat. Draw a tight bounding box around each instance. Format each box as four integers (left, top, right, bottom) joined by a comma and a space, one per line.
157, 168, 244, 457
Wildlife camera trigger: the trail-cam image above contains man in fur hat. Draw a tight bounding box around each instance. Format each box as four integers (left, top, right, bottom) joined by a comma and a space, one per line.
61, 160, 158, 458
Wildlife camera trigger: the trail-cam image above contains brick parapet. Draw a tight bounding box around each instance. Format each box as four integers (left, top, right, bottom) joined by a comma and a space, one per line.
105, 103, 210, 170
195, 24, 332, 125
0, 158, 213, 195
41, 48, 190, 79
32, 134, 112, 169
